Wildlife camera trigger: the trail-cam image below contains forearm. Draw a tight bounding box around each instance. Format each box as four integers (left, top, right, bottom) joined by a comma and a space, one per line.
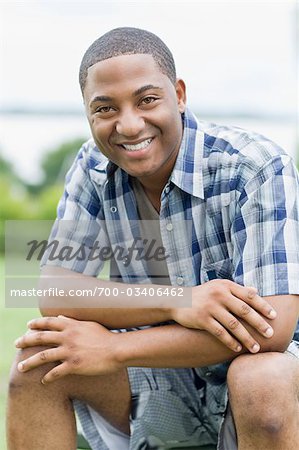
39, 266, 173, 327
116, 323, 237, 368
115, 306, 297, 369
41, 305, 172, 329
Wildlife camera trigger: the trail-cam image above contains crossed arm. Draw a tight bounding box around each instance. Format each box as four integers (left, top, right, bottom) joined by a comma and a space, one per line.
14, 265, 299, 384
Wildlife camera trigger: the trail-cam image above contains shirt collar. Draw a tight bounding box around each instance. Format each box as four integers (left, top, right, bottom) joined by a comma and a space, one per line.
94, 107, 205, 199
170, 108, 204, 199
94, 154, 118, 177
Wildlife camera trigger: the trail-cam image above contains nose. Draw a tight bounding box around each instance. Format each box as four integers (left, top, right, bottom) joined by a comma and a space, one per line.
115, 110, 145, 137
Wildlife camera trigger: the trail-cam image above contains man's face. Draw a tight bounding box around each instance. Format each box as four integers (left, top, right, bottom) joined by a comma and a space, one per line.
83, 54, 186, 184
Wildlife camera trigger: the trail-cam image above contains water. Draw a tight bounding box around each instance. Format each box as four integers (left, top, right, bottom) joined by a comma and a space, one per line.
0, 113, 297, 184
0, 114, 90, 182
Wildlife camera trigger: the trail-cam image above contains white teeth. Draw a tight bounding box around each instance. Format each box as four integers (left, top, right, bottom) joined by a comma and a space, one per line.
122, 138, 152, 151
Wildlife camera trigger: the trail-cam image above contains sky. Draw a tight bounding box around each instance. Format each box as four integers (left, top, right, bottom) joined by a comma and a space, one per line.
0, 0, 298, 181
0, 0, 298, 117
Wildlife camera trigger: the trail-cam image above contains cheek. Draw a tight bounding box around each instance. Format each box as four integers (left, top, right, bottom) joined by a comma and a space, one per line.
160, 111, 182, 141
91, 122, 111, 143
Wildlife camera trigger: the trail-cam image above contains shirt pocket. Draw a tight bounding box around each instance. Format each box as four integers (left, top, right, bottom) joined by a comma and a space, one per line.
201, 258, 234, 283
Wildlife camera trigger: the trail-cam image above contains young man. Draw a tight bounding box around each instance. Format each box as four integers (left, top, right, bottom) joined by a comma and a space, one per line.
7, 27, 299, 450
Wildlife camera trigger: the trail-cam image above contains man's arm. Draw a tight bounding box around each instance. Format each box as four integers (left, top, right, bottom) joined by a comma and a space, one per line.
39, 265, 278, 353
15, 294, 298, 384
114, 294, 299, 369
39, 265, 172, 327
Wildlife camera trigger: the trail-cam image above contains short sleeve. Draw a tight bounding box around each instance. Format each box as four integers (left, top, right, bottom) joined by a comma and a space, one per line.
41, 142, 109, 276
231, 154, 299, 297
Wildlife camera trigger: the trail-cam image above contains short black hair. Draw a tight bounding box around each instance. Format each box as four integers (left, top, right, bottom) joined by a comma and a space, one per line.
79, 27, 176, 94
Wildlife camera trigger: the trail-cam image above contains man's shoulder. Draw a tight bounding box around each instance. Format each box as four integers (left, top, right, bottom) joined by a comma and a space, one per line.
195, 119, 291, 191
197, 118, 287, 166
192, 117, 294, 207
78, 138, 109, 172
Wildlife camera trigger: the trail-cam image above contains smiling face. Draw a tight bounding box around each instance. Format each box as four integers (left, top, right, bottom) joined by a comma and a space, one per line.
83, 53, 186, 189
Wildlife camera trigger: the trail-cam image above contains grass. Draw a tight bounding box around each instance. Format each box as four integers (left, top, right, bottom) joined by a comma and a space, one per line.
0, 258, 112, 449
0, 257, 40, 449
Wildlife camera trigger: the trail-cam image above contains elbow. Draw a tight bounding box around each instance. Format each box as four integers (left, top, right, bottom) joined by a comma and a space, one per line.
39, 296, 81, 319
39, 307, 56, 317
244, 294, 298, 354
39, 296, 62, 317
260, 337, 291, 354
259, 326, 295, 354
38, 274, 69, 317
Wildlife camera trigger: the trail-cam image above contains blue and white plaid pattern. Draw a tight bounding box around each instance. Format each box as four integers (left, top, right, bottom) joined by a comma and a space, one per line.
43, 108, 299, 449
45, 108, 299, 336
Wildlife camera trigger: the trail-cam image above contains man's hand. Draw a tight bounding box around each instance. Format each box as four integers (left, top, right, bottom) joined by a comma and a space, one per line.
14, 316, 123, 384
171, 280, 277, 353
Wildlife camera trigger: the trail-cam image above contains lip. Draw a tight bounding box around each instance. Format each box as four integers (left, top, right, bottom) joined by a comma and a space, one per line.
116, 137, 153, 146
116, 137, 155, 157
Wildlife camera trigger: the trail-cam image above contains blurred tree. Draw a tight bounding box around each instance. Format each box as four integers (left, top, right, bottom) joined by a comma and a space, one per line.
0, 153, 13, 175
0, 153, 25, 186
36, 184, 64, 219
0, 138, 88, 252
39, 137, 86, 188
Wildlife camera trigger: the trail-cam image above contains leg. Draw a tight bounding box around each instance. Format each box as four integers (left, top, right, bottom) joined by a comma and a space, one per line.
7, 346, 131, 450
227, 352, 299, 450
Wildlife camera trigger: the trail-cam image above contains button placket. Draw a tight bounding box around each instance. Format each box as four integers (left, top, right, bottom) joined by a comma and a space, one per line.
176, 276, 184, 285
166, 222, 173, 232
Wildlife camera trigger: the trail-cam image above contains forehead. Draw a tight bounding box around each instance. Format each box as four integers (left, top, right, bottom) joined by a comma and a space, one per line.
84, 54, 170, 98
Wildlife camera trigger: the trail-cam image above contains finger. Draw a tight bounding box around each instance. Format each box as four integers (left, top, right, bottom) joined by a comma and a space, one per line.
206, 318, 242, 353
15, 331, 61, 349
228, 296, 274, 338
243, 293, 277, 319
42, 363, 70, 385
17, 348, 64, 372
214, 310, 260, 353
229, 283, 277, 319
27, 317, 65, 331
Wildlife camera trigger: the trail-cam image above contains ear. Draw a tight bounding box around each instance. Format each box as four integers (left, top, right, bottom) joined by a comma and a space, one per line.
175, 79, 186, 113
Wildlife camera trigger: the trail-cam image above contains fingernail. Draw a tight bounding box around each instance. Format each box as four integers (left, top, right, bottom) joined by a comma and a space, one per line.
235, 345, 242, 352
18, 362, 24, 372
269, 309, 277, 319
265, 327, 273, 337
14, 339, 21, 347
41, 378, 46, 385
252, 344, 260, 353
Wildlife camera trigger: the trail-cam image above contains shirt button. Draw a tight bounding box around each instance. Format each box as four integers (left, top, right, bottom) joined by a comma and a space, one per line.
164, 185, 170, 194
166, 223, 173, 231
176, 276, 184, 285
110, 206, 117, 213
205, 371, 212, 377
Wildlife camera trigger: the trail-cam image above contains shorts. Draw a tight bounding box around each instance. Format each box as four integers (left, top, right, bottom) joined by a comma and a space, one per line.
74, 340, 299, 450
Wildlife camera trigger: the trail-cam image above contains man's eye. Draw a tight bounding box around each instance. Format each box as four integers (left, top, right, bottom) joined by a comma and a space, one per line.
95, 106, 113, 113
141, 96, 157, 105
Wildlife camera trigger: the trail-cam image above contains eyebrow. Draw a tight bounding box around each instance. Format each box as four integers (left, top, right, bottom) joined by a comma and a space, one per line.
89, 95, 113, 107
89, 84, 163, 108
133, 84, 163, 97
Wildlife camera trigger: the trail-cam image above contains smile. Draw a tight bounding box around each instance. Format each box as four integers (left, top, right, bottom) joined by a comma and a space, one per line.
121, 138, 153, 152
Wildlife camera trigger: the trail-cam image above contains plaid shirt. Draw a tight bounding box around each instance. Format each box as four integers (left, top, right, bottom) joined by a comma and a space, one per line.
44, 107, 299, 341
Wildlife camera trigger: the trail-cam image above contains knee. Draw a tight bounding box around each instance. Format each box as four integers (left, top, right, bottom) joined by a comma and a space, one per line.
8, 346, 58, 395
227, 352, 295, 397
227, 353, 297, 435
